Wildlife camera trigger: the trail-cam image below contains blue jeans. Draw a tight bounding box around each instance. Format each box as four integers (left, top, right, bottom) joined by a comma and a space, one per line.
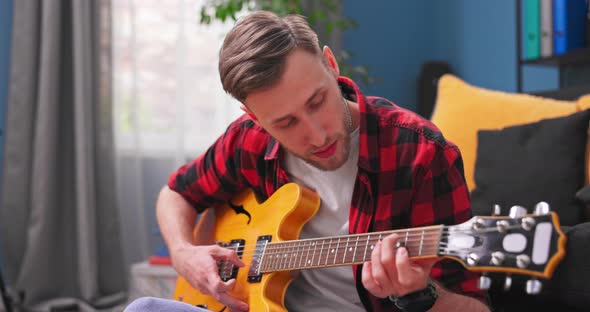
124, 297, 211, 312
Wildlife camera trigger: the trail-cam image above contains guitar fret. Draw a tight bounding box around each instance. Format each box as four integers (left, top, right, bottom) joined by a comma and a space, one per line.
282, 243, 288, 269
286, 242, 293, 270
419, 230, 424, 256
274, 244, 281, 270
326, 238, 332, 266
298, 241, 305, 269
278, 243, 285, 270
405, 231, 409, 246
268, 244, 275, 271
334, 237, 340, 264
352, 236, 359, 263
305, 242, 311, 266
343, 237, 350, 263
318, 240, 325, 266
310, 240, 317, 267
363, 234, 370, 261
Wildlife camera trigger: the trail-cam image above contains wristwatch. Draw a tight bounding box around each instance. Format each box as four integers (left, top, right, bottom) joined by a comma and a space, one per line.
388, 279, 438, 312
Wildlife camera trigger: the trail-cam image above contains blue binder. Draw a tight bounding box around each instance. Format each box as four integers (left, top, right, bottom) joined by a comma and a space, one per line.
524, 0, 541, 60
553, 0, 588, 55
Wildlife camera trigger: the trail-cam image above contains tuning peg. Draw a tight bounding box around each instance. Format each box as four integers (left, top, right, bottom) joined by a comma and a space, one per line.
472, 218, 486, 231
477, 274, 491, 290
492, 204, 501, 216
526, 278, 542, 295
503, 275, 512, 291
509, 205, 527, 218
467, 253, 480, 266
516, 254, 531, 269
521, 217, 536, 231
496, 220, 510, 233
491, 252, 506, 265
534, 202, 551, 215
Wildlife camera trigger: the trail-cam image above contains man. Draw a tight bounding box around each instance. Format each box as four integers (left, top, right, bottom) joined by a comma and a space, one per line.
137, 10, 489, 312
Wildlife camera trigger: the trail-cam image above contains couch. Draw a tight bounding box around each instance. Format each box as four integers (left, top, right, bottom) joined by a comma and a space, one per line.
430, 75, 590, 312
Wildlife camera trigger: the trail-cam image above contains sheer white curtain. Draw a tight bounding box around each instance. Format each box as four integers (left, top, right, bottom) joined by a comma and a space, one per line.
111, 0, 243, 270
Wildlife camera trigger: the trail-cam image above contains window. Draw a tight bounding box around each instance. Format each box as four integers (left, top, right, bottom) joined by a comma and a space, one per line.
111, 0, 243, 265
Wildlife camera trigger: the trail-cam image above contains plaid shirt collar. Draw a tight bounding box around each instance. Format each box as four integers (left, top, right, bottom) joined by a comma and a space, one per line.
263, 76, 380, 173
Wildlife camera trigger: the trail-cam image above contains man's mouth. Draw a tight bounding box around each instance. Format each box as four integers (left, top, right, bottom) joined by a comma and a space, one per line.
312, 141, 337, 158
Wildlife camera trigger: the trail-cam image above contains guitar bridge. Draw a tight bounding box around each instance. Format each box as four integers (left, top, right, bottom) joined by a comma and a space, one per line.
248, 235, 271, 283
218, 239, 245, 282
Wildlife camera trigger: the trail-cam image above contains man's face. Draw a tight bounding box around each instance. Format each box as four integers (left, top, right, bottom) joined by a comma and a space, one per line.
244, 49, 351, 171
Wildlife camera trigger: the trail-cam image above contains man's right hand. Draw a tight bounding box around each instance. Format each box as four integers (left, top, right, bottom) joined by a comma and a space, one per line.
171, 243, 248, 312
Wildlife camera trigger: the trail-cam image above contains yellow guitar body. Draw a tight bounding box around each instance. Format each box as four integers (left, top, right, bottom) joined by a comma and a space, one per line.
173, 183, 320, 311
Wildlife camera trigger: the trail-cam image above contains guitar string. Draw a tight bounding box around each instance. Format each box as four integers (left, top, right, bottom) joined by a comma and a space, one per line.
232, 240, 447, 258
220, 247, 535, 275
224, 250, 535, 276
230, 235, 443, 255
209, 224, 526, 253
219, 242, 444, 274
214, 229, 443, 252
257, 244, 445, 265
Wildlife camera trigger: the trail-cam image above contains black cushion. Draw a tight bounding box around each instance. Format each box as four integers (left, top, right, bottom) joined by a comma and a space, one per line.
489, 223, 590, 312
576, 184, 590, 203
470, 110, 590, 226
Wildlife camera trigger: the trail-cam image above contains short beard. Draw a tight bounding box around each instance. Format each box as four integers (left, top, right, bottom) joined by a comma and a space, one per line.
285, 118, 352, 172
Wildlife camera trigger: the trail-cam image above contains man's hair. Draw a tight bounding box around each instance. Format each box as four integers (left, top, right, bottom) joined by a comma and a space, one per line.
219, 11, 322, 102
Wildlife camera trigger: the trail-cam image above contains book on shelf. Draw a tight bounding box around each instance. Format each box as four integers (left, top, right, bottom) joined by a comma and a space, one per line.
524, 0, 541, 60
553, 0, 587, 55
540, 0, 553, 57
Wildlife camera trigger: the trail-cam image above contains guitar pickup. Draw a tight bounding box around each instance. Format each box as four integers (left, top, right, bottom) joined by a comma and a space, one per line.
248, 235, 272, 283
217, 239, 245, 282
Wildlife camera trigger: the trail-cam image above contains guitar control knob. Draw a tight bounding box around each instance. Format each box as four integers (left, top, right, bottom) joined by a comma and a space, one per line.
467, 253, 480, 266
491, 252, 506, 265
504, 275, 512, 291
496, 220, 510, 233
526, 279, 543, 295
521, 217, 536, 231
534, 202, 551, 215
478, 274, 491, 290
516, 254, 531, 269
509, 205, 527, 218
492, 204, 501, 216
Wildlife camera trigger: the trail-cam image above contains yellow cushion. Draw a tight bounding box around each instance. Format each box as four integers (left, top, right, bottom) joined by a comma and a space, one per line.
578, 95, 590, 111
431, 75, 579, 191
578, 95, 590, 185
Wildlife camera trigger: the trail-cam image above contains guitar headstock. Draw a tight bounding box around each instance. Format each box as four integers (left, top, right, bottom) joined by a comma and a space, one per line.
441, 202, 567, 294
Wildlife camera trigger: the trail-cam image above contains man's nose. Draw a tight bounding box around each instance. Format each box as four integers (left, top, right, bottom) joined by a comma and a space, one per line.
305, 117, 327, 147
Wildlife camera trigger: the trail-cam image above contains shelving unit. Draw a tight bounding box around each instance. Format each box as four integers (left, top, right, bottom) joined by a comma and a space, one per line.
515, 1, 590, 92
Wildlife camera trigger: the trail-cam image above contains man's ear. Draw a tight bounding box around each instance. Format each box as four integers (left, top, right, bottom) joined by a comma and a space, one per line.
240, 105, 260, 125
322, 45, 340, 77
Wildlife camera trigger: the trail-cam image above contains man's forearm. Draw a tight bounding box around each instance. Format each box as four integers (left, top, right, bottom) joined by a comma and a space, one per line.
156, 185, 198, 253
430, 282, 490, 312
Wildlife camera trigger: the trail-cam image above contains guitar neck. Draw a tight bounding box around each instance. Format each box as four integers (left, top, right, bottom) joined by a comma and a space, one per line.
259, 225, 443, 273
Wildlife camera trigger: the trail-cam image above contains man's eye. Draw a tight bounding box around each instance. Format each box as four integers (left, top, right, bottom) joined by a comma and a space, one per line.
309, 98, 324, 111
277, 119, 296, 129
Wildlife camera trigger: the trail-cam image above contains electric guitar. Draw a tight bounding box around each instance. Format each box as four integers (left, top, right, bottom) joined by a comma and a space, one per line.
173, 183, 567, 311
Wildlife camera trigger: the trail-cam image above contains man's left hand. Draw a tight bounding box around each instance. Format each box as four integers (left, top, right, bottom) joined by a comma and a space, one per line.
361, 233, 438, 298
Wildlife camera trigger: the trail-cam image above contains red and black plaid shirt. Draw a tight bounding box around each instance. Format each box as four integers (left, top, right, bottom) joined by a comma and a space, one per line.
168, 77, 486, 311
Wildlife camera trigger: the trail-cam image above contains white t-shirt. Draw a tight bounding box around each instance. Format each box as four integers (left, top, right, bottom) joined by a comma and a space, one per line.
283, 128, 365, 312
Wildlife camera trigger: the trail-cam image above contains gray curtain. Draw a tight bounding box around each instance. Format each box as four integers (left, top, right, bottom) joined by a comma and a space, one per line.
1, 0, 126, 310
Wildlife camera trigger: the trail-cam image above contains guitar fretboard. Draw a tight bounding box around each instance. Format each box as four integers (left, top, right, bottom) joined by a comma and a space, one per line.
258, 225, 442, 272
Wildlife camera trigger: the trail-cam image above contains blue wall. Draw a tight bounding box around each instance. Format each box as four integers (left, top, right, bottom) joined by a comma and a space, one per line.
344, 0, 558, 111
